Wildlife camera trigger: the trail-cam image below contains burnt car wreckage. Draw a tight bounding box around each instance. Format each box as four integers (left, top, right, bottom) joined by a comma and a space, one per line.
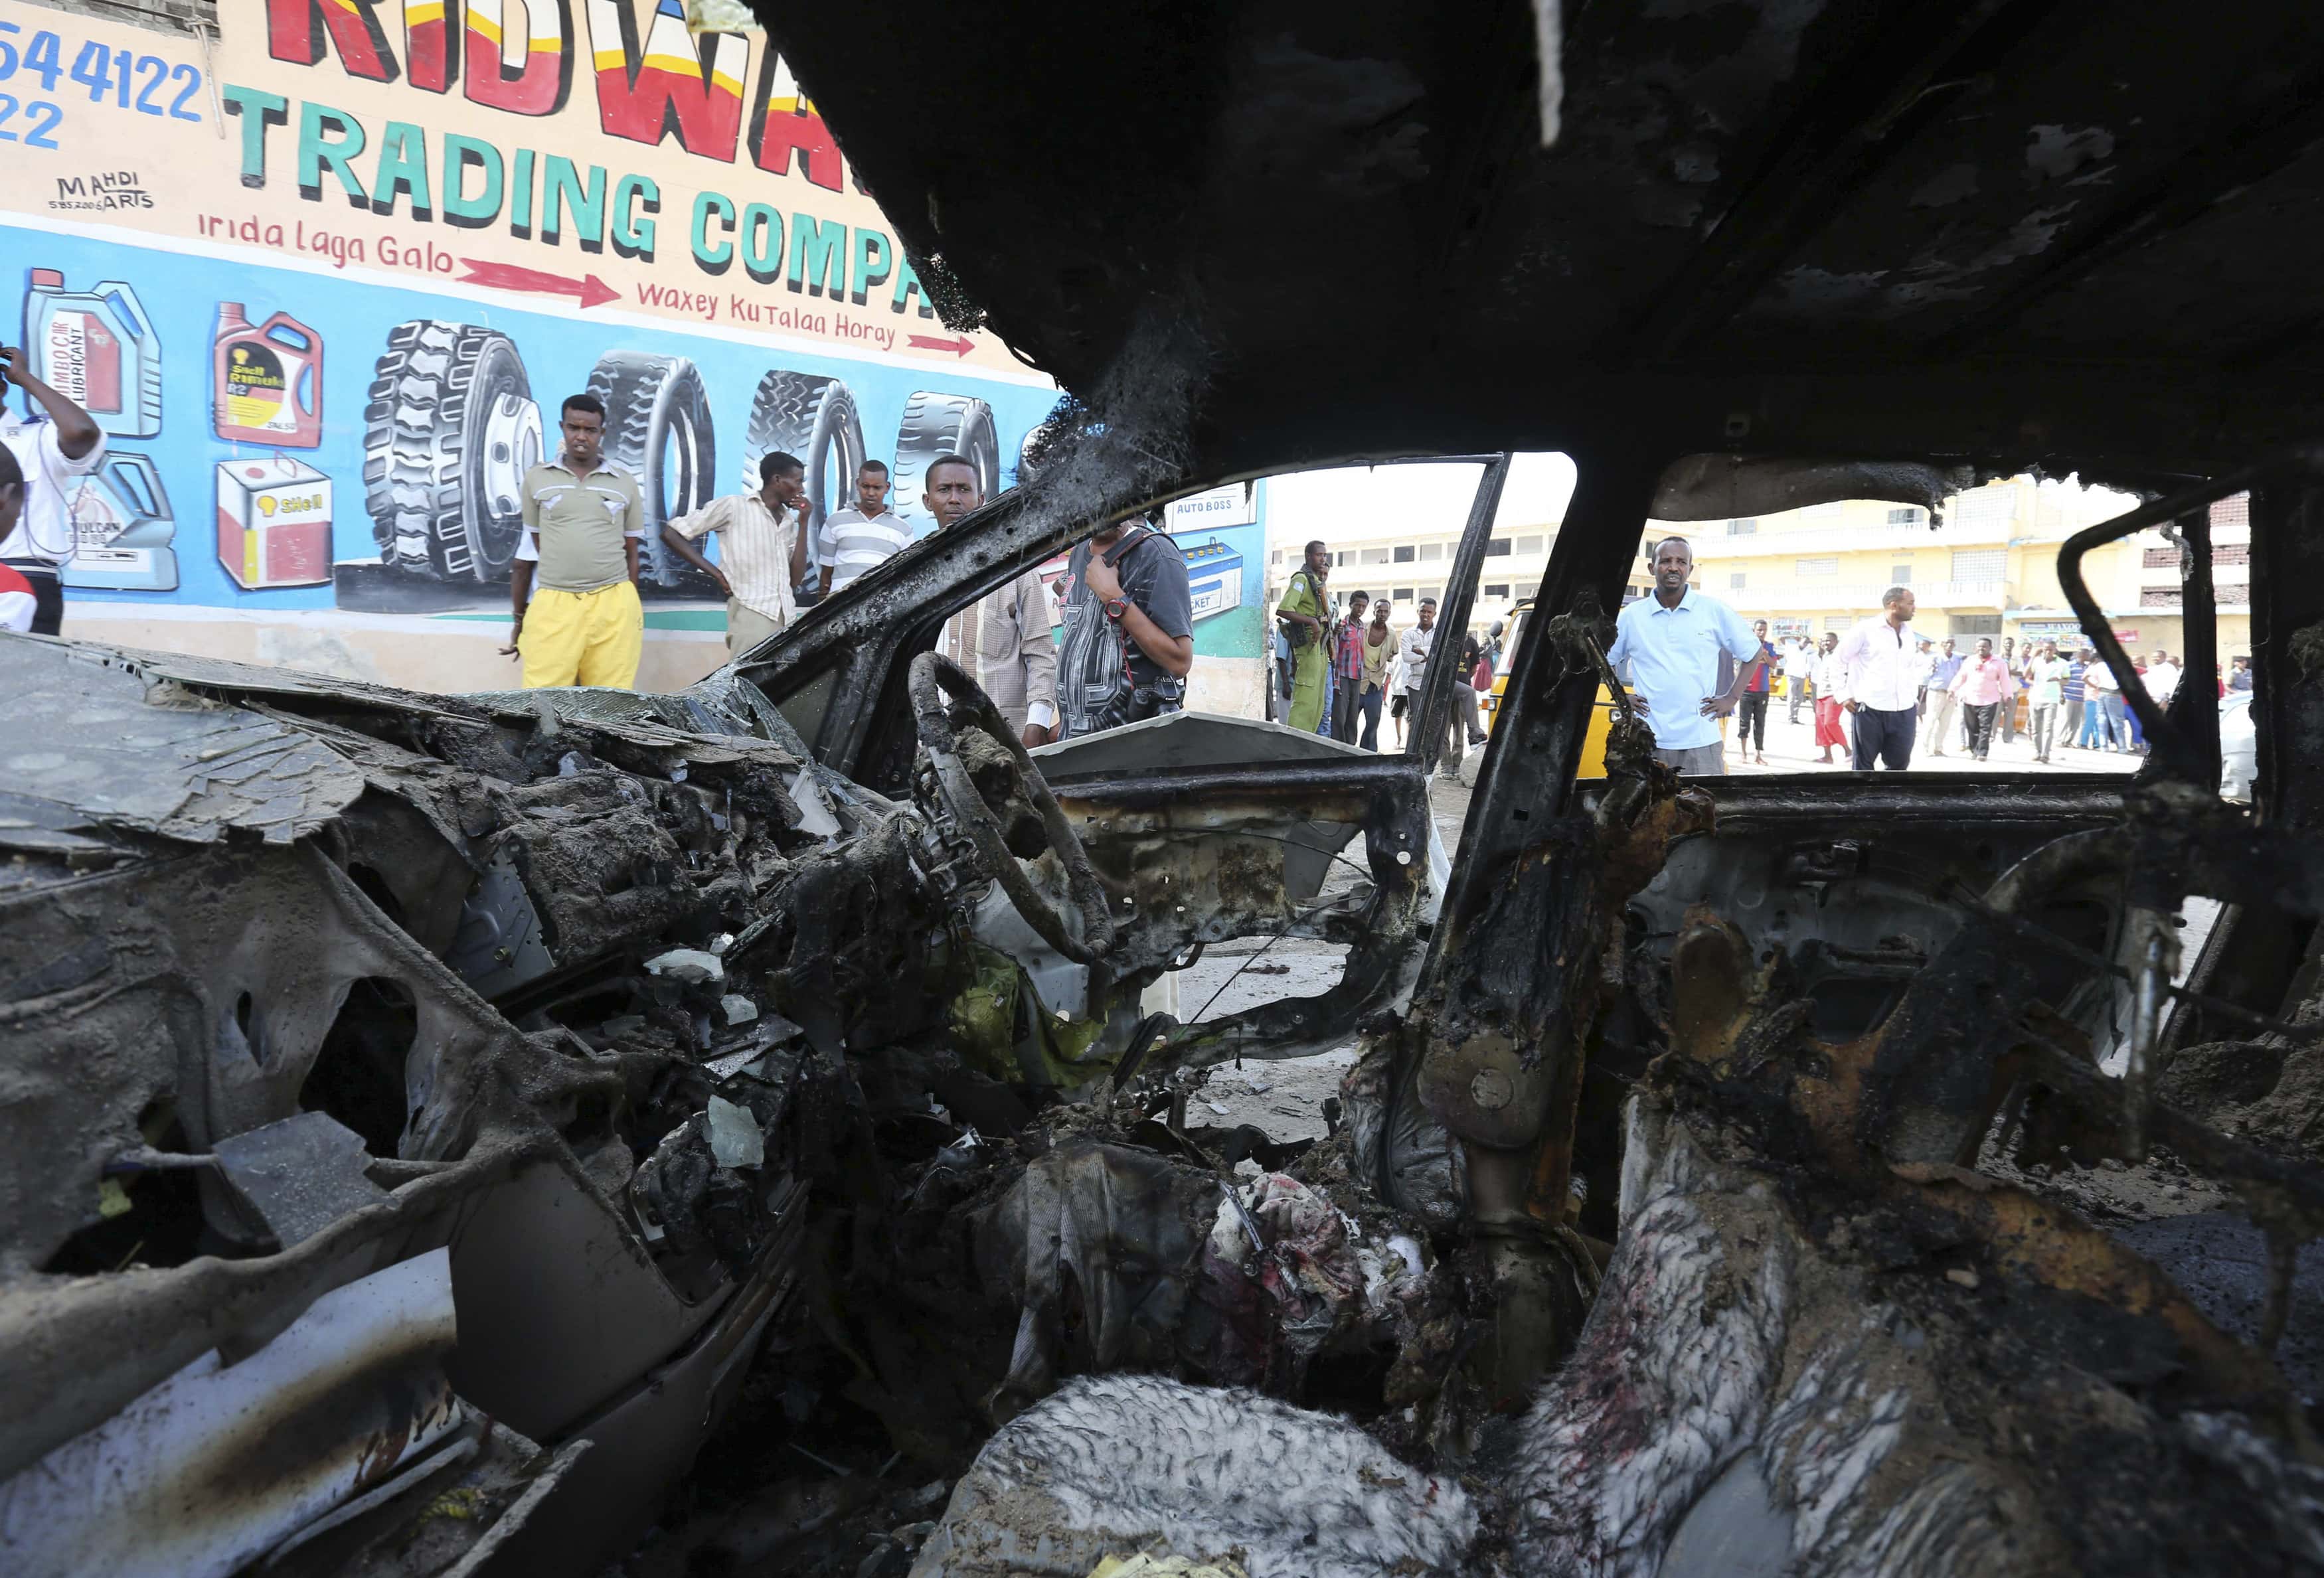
15, 1, 2324, 1573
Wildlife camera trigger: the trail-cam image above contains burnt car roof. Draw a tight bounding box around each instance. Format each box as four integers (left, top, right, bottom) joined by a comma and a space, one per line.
760, 1, 2324, 479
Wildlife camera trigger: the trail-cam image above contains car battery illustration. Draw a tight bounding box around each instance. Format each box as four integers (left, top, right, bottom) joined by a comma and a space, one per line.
1183, 538, 1246, 622
23, 269, 162, 437
62, 453, 179, 592
216, 457, 333, 589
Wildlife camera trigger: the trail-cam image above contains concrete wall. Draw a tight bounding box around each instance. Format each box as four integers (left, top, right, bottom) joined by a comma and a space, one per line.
17, 0, 212, 36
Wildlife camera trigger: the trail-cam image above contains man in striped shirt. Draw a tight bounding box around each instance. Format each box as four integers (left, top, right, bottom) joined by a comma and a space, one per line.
817, 460, 913, 596
662, 451, 811, 655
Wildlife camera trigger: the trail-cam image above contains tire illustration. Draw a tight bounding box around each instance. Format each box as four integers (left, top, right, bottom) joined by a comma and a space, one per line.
362, 323, 540, 582
742, 371, 864, 578
892, 392, 1000, 532
587, 351, 718, 592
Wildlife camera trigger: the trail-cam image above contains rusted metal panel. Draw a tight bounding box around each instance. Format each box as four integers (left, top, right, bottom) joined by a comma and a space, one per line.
0, 1249, 465, 1578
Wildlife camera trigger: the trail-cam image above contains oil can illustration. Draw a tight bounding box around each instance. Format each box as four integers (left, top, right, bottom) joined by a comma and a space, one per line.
23, 269, 162, 438
62, 452, 179, 592
217, 457, 333, 590
213, 303, 324, 447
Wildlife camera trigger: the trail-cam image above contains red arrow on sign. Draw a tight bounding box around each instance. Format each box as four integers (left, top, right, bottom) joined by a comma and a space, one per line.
458, 260, 620, 309
908, 333, 975, 358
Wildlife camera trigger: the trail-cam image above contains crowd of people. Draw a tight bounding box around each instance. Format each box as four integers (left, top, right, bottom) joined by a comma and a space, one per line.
492, 390, 1201, 745
1613, 535, 2246, 774
0, 369, 2253, 775
507, 392, 1203, 744
1269, 540, 1507, 775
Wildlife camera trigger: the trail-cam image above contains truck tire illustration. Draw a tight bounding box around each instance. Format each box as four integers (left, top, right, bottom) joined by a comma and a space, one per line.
742, 370, 863, 569
588, 350, 717, 592
362, 323, 540, 583
892, 392, 999, 530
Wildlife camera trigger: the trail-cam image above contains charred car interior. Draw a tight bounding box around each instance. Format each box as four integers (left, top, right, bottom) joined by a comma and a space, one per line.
13, 1, 2324, 1574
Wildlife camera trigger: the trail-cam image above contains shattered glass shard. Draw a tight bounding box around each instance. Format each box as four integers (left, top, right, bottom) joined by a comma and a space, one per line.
645, 949, 725, 985
706, 1096, 766, 1170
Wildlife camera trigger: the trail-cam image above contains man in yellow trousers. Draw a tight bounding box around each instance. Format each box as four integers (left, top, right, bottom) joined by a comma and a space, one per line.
505, 392, 647, 689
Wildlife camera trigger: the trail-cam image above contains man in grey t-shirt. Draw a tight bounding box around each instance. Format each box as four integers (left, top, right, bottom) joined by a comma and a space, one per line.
1056, 511, 1195, 739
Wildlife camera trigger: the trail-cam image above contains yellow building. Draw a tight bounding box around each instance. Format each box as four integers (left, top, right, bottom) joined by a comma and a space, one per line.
1669, 479, 2248, 668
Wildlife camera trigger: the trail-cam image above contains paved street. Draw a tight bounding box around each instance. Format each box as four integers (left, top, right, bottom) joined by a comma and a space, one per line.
1720, 700, 2144, 777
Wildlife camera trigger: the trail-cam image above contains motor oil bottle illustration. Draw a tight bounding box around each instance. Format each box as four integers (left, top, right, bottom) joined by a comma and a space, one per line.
213, 303, 323, 447
217, 456, 333, 590
22, 269, 161, 437
62, 453, 179, 592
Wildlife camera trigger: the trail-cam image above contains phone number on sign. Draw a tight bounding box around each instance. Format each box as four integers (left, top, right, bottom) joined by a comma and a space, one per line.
0, 19, 203, 149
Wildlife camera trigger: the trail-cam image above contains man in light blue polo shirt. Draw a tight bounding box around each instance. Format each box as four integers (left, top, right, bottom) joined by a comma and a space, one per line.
1606, 535, 1768, 774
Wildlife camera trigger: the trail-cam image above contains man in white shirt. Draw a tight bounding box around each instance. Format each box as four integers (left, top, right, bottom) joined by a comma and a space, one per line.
1811, 631, 1848, 763
660, 451, 811, 655
1397, 597, 1456, 773
932, 453, 1058, 746
817, 460, 912, 595
2145, 650, 2182, 704
1833, 586, 1922, 769
0, 445, 36, 631
1606, 536, 1767, 775
1781, 636, 1812, 724
0, 343, 106, 635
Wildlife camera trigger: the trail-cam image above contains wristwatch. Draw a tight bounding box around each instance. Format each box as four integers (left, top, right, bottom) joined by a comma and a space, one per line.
1103, 596, 1129, 622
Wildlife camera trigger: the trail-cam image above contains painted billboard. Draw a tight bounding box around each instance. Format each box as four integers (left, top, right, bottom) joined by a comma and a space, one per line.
0, 0, 1061, 690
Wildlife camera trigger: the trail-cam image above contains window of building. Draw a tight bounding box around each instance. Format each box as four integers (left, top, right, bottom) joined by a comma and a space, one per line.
1419, 542, 1442, 562
1823, 615, 1850, 632
1728, 518, 1758, 536
1484, 538, 1513, 557
1393, 544, 1416, 564
1887, 507, 1924, 525
1336, 550, 1350, 566
1393, 586, 1416, 601
1951, 548, 2005, 581
1890, 564, 1912, 584
1730, 572, 1747, 589
1953, 489, 2015, 529
1796, 557, 1839, 577
1953, 613, 2002, 635
1272, 548, 1285, 564
1418, 585, 1442, 603
1515, 534, 1544, 555
1361, 547, 1392, 565
1483, 584, 1510, 599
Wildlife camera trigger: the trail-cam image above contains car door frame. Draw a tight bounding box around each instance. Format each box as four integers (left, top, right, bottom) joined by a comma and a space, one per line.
688, 451, 1515, 1064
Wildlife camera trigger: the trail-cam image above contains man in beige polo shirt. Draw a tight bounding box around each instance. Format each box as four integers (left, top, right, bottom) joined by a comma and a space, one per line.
659, 450, 811, 655
932, 453, 1057, 745
506, 393, 646, 689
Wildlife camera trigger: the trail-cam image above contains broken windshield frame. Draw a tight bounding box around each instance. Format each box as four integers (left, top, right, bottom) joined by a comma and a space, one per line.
716, 453, 1515, 788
